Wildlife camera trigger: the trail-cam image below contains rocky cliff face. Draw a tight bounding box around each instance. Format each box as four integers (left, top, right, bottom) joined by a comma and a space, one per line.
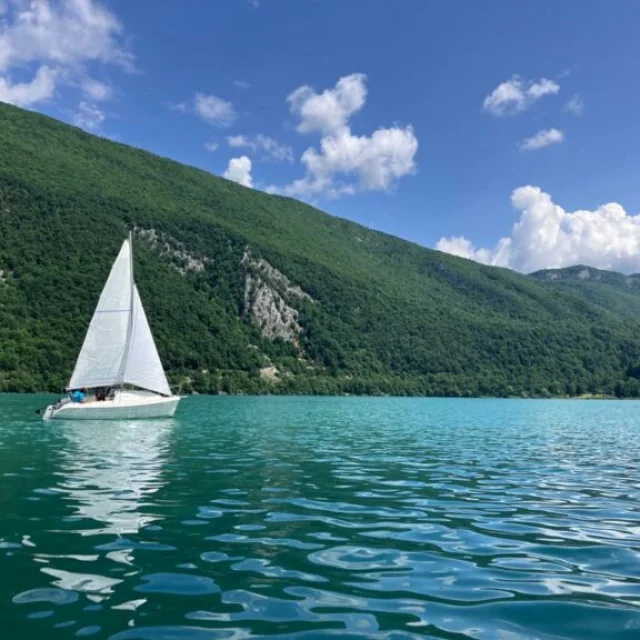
241, 249, 312, 343
136, 227, 212, 275
243, 273, 301, 342
241, 251, 311, 302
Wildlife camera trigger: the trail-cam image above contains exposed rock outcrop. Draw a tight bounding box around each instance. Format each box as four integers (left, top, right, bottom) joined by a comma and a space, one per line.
259, 366, 279, 380
241, 250, 311, 301
243, 274, 301, 342
135, 228, 212, 275
241, 248, 313, 343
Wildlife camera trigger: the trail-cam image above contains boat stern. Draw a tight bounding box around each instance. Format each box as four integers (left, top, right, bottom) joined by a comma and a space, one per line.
42, 398, 69, 420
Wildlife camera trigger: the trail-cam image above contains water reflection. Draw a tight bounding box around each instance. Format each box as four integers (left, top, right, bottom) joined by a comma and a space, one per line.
56, 420, 171, 536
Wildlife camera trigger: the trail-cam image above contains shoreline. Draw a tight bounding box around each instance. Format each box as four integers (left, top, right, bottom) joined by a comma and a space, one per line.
1, 391, 636, 400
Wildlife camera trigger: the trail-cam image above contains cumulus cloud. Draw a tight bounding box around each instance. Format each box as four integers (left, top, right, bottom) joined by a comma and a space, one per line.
271, 73, 418, 198
0, 0, 133, 73
483, 75, 560, 116
0, 0, 132, 120
284, 125, 418, 198
73, 100, 104, 130
437, 186, 640, 274
204, 141, 219, 152
288, 73, 367, 136
520, 128, 564, 151
563, 93, 584, 117
437, 235, 512, 269
0, 64, 56, 106
227, 134, 293, 162
193, 93, 236, 126
233, 80, 250, 89
223, 155, 253, 188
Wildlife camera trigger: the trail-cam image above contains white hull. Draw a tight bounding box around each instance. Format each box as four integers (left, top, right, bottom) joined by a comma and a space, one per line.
43, 390, 180, 421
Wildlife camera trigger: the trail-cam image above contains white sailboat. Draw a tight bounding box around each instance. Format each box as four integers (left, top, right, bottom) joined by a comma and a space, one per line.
43, 233, 181, 420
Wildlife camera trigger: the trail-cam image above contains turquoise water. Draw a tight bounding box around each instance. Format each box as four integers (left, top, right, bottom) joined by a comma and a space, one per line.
1, 395, 640, 639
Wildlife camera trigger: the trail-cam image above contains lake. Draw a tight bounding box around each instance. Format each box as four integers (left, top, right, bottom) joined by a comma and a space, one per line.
1, 395, 639, 639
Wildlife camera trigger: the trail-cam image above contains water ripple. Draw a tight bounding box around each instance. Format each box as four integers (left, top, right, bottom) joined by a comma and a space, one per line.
2, 396, 640, 638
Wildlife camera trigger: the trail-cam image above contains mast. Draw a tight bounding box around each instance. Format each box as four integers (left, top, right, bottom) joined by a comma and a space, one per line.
117, 231, 136, 389
129, 230, 134, 287
128, 230, 134, 318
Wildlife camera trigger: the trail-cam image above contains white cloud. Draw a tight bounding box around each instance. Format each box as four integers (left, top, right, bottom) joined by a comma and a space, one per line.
223, 155, 253, 188
0, 1, 131, 114
288, 72, 367, 136
205, 141, 219, 152
172, 93, 236, 126
437, 186, 640, 274
0, 0, 133, 73
259, 136, 293, 163
227, 134, 293, 162
285, 126, 418, 198
73, 100, 104, 130
193, 93, 236, 126
81, 77, 112, 101
272, 73, 418, 198
526, 78, 559, 99
233, 80, 250, 89
227, 134, 250, 148
0, 64, 56, 106
437, 235, 512, 269
483, 75, 560, 116
520, 128, 564, 151
563, 93, 584, 117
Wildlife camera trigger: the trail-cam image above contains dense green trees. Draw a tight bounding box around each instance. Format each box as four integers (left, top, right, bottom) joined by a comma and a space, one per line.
1, 102, 640, 397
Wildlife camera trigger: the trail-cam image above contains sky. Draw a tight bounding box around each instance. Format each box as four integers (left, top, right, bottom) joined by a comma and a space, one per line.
2, 0, 640, 273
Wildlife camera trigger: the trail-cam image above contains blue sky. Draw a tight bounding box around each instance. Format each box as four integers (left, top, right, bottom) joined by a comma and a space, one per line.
2, 0, 640, 272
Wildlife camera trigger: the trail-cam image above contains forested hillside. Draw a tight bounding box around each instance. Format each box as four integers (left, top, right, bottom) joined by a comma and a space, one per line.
1, 102, 640, 397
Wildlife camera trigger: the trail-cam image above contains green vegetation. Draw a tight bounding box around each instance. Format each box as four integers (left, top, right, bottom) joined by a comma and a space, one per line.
1, 102, 640, 397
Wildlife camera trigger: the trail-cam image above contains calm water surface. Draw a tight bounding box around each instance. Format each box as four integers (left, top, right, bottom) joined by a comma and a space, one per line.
1, 395, 640, 639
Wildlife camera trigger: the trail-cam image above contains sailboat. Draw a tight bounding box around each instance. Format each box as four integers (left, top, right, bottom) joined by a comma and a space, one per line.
43, 233, 181, 420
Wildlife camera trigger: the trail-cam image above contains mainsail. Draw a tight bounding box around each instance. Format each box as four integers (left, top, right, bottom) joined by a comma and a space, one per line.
67, 240, 133, 390
67, 236, 171, 396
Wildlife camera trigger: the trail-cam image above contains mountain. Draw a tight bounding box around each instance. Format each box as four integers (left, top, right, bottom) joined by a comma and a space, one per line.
1, 102, 640, 398
531, 265, 640, 321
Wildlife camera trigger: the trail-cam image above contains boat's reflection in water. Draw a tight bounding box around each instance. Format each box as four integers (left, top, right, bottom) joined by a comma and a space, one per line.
57, 419, 172, 536
41, 420, 173, 606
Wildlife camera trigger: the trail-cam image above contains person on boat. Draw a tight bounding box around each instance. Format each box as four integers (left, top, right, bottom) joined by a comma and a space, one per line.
71, 389, 87, 403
